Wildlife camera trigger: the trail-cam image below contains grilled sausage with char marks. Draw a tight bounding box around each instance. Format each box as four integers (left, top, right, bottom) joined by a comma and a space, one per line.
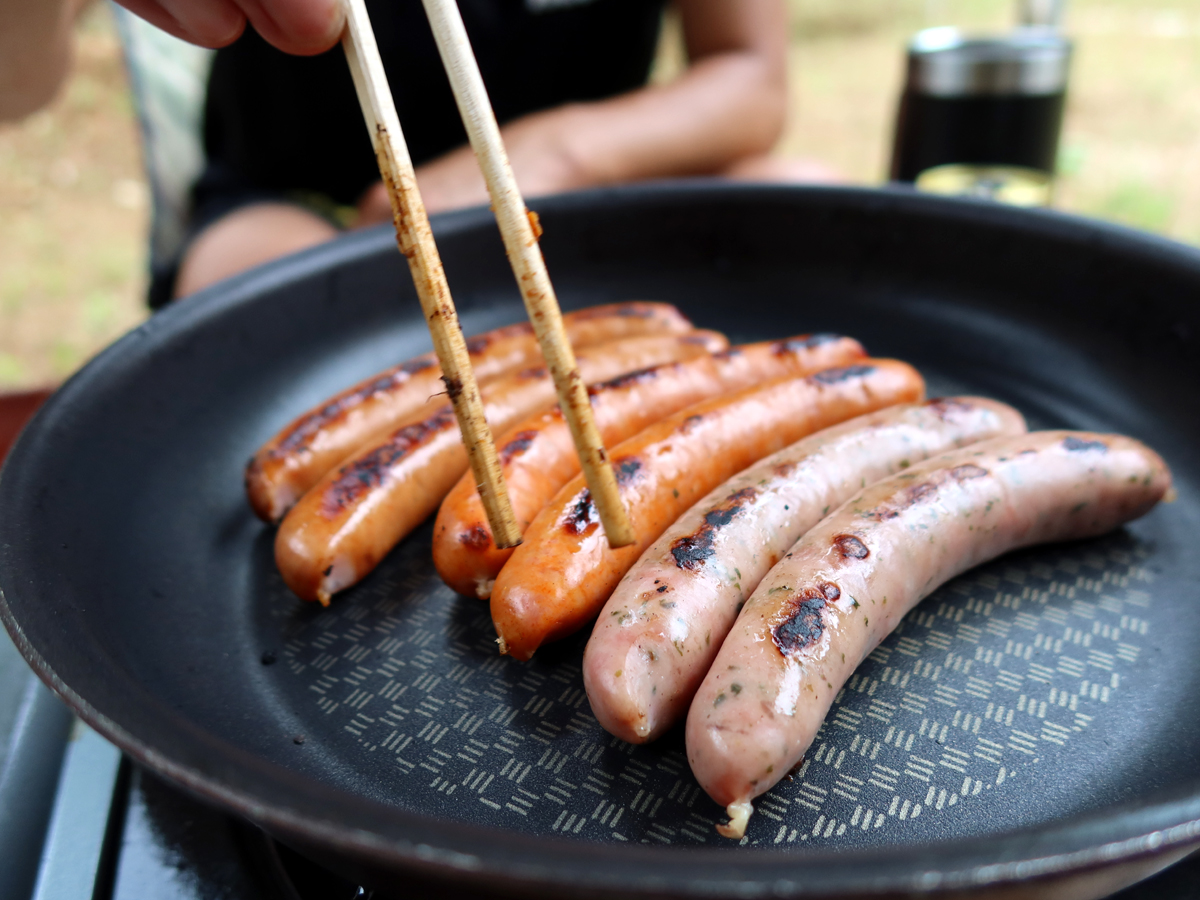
585, 397, 1026, 744
490, 360, 926, 661
275, 331, 727, 604
433, 335, 868, 599
247, 301, 694, 522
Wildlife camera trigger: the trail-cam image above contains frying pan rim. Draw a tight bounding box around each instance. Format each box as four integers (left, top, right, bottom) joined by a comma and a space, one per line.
2, 181, 1199, 896
5, 600, 1200, 898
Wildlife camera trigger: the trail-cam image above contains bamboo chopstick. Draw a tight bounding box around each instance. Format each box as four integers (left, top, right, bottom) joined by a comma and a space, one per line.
341, 0, 523, 548
419, 0, 636, 549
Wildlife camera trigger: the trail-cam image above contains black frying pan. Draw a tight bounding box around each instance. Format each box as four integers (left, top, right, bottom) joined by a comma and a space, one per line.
2, 183, 1199, 898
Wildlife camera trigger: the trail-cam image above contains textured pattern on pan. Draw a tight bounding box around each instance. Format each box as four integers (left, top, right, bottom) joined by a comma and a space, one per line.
267, 530, 1154, 847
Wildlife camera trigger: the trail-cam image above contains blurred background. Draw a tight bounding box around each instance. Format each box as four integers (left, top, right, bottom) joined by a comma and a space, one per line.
2, 0, 1198, 391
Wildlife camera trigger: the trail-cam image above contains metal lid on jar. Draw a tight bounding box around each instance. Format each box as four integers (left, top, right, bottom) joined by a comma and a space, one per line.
906, 27, 1072, 97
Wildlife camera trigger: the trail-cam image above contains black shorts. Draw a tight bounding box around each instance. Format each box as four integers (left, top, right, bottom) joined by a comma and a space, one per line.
148, 162, 351, 309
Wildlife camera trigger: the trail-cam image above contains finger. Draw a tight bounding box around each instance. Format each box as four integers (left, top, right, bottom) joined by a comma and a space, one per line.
115, 0, 246, 48
236, 0, 345, 56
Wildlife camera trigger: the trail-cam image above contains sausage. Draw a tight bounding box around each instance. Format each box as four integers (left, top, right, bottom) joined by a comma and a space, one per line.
490, 360, 926, 662
246, 301, 694, 522
275, 331, 727, 604
585, 397, 1027, 745
433, 334, 868, 600
686, 431, 1172, 839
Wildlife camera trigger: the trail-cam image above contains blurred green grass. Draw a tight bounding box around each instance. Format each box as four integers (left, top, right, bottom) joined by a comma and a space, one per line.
1096, 181, 1177, 233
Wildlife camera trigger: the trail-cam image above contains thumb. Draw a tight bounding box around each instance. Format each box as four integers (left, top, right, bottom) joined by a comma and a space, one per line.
237, 0, 345, 55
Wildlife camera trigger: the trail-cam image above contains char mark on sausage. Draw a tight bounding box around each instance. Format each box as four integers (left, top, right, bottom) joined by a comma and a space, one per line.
464, 325, 532, 355
592, 366, 665, 392
670, 487, 759, 571
772, 582, 842, 656
463, 335, 490, 355
592, 305, 652, 319
867, 463, 991, 521
771, 333, 844, 355
564, 492, 600, 536
401, 357, 440, 375
809, 364, 875, 385
1062, 436, 1109, 453
951, 464, 989, 479
459, 524, 491, 549
832, 533, 870, 559
274, 359, 440, 455
926, 397, 977, 420
563, 457, 644, 536
614, 457, 644, 484
499, 430, 540, 465
320, 406, 457, 516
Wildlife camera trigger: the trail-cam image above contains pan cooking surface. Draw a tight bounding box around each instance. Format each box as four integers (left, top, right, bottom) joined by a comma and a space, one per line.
3, 185, 1199, 893
265, 520, 1162, 847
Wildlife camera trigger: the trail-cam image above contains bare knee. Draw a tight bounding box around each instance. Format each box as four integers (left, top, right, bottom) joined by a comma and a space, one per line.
174, 203, 339, 299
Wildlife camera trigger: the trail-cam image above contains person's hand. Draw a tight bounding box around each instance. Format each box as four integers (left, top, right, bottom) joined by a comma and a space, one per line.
115, 0, 345, 55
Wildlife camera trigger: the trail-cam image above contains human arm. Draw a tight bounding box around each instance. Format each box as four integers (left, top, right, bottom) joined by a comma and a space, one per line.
0, 0, 88, 122
555, 0, 789, 183
359, 0, 789, 219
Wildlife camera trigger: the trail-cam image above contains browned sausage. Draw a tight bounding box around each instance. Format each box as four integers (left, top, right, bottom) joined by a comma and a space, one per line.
686, 431, 1171, 839
275, 331, 727, 604
490, 360, 926, 661
432, 335, 868, 599
246, 301, 694, 522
